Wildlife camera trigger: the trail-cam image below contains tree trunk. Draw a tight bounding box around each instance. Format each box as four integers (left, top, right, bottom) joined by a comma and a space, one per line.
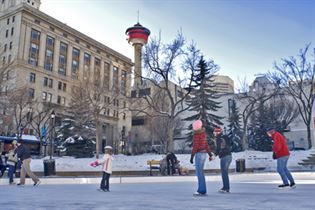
95, 122, 102, 159
241, 122, 248, 150
166, 120, 175, 152
306, 125, 313, 149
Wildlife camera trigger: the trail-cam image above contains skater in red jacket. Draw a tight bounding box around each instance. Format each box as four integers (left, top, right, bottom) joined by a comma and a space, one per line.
266, 128, 295, 189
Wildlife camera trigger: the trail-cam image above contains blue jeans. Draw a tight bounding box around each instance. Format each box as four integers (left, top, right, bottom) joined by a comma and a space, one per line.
220, 155, 232, 191
195, 152, 207, 194
8, 165, 15, 183
277, 156, 294, 185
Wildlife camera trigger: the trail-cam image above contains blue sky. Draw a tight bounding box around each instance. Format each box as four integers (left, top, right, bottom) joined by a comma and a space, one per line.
41, 0, 315, 89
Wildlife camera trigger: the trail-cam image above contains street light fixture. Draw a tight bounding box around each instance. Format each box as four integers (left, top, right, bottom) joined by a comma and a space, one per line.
44, 110, 56, 176
50, 110, 55, 159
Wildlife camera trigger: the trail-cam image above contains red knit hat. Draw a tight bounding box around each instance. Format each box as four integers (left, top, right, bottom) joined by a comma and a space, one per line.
214, 127, 222, 133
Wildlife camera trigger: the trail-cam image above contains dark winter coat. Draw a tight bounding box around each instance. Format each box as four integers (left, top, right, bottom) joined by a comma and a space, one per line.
271, 131, 290, 159
215, 134, 231, 158
15, 144, 31, 161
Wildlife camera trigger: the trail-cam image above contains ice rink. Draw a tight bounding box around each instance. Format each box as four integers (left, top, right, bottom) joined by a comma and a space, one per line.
0, 172, 314, 210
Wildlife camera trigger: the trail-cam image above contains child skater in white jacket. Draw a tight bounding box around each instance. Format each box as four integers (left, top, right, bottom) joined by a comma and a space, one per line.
95, 146, 113, 192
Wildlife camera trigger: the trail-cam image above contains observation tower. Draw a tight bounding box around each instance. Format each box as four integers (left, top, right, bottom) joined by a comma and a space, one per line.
125, 22, 150, 87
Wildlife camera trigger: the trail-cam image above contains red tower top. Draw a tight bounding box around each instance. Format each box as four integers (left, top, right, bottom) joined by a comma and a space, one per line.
125, 22, 151, 45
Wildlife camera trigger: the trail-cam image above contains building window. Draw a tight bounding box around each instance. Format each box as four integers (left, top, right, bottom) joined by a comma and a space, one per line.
28, 29, 40, 66
49, 26, 55, 31
46, 36, 54, 47
47, 93, 52, 102
43, 77, 48, 86
11, 27, 14, 36
48, 78, 53, 88
59, 42, 67, 76
58, 81, 62, 90
44, 36, 54, 71
28, 43, 39, 66
29, 73, 36, 83
8, 54, 11, 63
57, 95, 61, 104
139, 88, 151, 97
2, 56, 5, 65
30, 29, 40, 41
121, 70, 127, 96
9, 42, 12, 50
112, 66, 119, 94
103, 62, 110, 90
44, 49, 53, 71
28, 88, 35, 99
7, 18, 9, 25
60, 42, 67, 54
63, 83, 66, 91
83, 53, 90, 79
58, 55, 66, 75
5, 30, 8, 38
71, 48, 80, 78
4, 44, 7, 52
42, 92, 47, 100
12, 16, 15, 23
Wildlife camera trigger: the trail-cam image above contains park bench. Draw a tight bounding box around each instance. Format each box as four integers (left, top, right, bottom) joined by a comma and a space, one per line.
147, 160, 160, 176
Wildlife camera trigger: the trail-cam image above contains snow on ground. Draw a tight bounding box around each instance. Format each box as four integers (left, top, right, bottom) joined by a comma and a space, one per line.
1, 173, 315, 210
30, 149, 315, 172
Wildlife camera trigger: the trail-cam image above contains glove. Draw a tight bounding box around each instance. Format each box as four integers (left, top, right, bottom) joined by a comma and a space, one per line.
190, 155, 194, 164
272, 152, 277, 160
209, 153, 216, 161
89, 160, 99, 167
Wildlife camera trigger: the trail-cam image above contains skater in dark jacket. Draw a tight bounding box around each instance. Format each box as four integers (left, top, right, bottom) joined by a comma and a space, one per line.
266, 128, 295, 189
0, 151, 7, 177
15, 141, 40, 186
166, 152, 177, 175
214, 127, 232, 193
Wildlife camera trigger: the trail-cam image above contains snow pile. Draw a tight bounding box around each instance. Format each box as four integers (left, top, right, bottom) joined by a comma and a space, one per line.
30, 149, 315, 172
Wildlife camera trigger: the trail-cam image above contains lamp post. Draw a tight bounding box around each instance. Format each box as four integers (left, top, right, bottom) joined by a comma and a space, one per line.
44, 110, 56, 176
50, 110, 55, 159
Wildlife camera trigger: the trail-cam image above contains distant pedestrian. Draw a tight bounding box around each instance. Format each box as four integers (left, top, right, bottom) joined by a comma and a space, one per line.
15, 140, 40, 186
91, 146, 114, 192
214, 126, 232, 193
190, 120, 214, 196
6, 140, 18, 184
0, 151, 7, 177
266, 128, 295, 189
166, 152, 177, 175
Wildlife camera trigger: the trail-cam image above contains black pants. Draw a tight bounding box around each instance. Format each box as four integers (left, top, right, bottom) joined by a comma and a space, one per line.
100, 172, 110, 190
166, 158, 176, 175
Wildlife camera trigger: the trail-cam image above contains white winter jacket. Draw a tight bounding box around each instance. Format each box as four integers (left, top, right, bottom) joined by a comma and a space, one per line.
98, 154, 113, 174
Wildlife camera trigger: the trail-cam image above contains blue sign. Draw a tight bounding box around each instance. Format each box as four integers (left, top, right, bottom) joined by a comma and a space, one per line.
41, 126, 47, 138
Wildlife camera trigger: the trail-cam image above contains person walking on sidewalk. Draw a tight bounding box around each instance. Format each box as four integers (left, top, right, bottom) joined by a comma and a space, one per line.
15, 140, 40, 186
5, 140, 18, 184
190, 120, 214, 196
91, 146, 114, 192
266, 128, 295, 189
214, 126, 232, 193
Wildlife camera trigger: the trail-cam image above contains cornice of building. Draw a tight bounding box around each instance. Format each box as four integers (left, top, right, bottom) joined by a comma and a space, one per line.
17, 4, 133, 66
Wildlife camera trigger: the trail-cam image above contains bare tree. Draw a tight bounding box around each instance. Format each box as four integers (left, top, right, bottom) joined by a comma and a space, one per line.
268, 44, 315, 149
27, 102, 53, 156
7, 87, 32, 139
69, 79, 120, 158
129, 32, 200, 152
236, 77, 278, 149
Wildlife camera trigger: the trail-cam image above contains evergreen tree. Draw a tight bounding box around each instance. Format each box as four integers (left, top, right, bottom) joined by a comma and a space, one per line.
248, 101, 273, 151
226, 99, 243, 152
183, 56, 223, 147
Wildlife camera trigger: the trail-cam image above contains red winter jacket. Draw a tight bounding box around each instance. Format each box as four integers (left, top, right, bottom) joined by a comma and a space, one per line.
271, 131, 290, 158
